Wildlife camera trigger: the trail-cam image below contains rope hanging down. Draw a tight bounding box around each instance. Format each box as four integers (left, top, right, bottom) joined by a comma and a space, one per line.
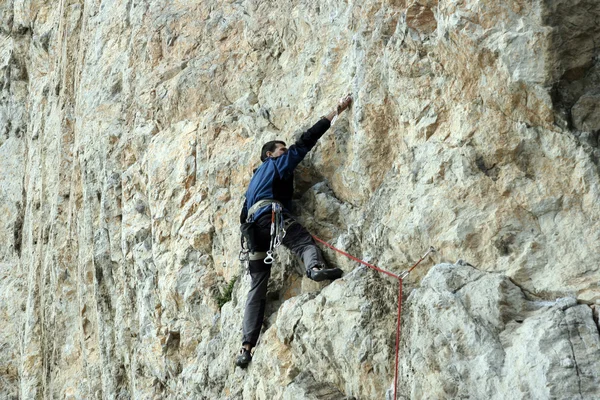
312, 234, 436, 400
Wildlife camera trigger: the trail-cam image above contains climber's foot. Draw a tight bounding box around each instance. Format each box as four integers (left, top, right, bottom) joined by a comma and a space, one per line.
236, 347, 252, 368
308, 266, 343, 282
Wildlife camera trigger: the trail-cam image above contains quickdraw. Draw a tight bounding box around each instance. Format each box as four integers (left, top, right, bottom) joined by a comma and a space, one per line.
264, 203, 286, 264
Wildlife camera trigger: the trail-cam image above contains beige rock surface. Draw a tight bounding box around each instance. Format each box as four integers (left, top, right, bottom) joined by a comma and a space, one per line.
0, 0, 599, 399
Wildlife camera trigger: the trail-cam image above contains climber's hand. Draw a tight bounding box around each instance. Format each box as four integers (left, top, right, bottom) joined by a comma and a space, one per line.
323, 94, 353, 122
337, 94, 352, 113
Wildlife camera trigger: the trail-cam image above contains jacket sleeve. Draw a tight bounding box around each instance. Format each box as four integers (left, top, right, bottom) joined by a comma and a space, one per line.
295, 118, 331, 152
272, 118, 331, 177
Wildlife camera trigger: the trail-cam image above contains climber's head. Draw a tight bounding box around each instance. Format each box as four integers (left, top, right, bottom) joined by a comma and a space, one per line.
261, 140, 287, 161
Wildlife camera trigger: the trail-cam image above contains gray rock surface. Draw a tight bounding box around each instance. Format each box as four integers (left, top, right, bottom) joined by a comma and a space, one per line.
0, 0, 599, 399
400, 263, 600, 399
572, 91, 600, 132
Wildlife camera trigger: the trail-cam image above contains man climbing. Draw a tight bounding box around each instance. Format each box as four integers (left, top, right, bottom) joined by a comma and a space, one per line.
236, 94, 353, 368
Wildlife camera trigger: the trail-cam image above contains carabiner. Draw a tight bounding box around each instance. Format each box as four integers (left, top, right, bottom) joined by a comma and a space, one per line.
264, 251, 274, 264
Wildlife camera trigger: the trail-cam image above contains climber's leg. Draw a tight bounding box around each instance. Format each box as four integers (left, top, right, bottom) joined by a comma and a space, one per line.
241, 258, 271, 347
281, 216, 343, 281
237, 214, 272, 368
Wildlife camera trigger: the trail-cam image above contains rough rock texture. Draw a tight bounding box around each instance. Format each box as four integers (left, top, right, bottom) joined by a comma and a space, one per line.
401, 263, 600, 400
0, 0, 599, 399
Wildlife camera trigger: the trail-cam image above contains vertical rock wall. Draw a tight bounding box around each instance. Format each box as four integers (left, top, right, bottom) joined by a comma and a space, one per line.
0, 0, 599, 399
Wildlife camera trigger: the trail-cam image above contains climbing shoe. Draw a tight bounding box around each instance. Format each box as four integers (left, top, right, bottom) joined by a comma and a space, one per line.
236, 347, 252, 368
309, 266, 343, 282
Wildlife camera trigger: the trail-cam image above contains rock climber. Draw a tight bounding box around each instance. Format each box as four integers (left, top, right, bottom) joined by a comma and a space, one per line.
235, 94, 353, 368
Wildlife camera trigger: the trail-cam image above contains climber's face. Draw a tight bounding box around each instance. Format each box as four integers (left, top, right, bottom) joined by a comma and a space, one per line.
267, 143, 287, 158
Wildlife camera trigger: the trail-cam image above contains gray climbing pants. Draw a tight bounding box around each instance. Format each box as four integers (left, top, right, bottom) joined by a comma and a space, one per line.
242, 213, 324, 346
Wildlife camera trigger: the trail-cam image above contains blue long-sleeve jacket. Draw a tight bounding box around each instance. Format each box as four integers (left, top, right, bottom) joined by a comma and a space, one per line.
240, 118, 331, 223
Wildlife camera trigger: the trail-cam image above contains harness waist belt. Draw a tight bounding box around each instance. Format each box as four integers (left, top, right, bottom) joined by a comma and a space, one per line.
246, 199, 283, 222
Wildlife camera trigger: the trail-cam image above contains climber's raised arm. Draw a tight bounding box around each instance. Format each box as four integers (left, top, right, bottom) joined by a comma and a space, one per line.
270, 95, 353, 177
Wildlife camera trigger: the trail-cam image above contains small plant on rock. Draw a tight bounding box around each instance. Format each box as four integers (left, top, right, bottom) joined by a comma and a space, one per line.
216, 276, 238, 310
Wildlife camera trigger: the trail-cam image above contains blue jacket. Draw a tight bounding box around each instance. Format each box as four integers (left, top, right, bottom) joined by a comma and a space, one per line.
240, 118, 331, 222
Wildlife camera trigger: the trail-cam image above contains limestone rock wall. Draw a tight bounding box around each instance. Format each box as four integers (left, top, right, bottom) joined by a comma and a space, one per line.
0, 0, 599, 399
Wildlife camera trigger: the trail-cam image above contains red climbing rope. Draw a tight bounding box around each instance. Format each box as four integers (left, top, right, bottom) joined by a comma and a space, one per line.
311, 234, 434, 400
311, 235, 400, 279
395, 277, 403, 400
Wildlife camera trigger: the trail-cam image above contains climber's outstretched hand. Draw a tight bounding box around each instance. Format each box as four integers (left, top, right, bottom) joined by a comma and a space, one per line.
337, 94, 352, 113
324, 94, 353, 123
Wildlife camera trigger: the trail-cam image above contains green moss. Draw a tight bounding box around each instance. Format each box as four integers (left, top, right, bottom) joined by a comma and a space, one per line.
216, 276, 238, 309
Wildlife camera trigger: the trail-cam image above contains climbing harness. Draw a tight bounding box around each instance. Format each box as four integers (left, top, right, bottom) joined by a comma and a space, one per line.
239, 199, 286, 265
311, 234, 436, 400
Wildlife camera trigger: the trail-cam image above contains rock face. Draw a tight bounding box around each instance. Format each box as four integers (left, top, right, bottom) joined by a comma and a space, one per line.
0, 0, 599, 399
401, 264, 600, 400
